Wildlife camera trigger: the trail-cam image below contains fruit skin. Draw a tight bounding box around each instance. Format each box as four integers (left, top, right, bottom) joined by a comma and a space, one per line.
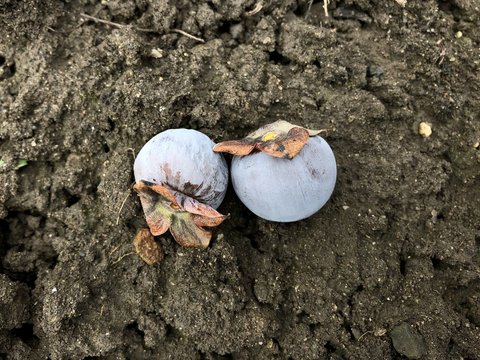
134, 129, 228, 209
133, 129, 229, 250
231, 136, 336, 222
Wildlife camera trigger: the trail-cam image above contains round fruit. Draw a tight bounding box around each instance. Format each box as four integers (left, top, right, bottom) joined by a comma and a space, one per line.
134, 129, 228, 209
231, 136, 336, 222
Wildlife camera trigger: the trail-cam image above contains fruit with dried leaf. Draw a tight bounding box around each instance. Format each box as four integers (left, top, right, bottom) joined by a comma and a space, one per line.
214, 121, 336, 222
134, 129, 229, 248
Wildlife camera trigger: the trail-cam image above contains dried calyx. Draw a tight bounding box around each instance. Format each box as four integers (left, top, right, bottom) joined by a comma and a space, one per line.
134, 181, 227, 249
213, 120, 325, 159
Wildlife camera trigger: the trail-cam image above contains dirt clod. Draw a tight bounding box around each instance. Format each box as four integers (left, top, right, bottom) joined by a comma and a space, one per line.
390, 322, 427, 359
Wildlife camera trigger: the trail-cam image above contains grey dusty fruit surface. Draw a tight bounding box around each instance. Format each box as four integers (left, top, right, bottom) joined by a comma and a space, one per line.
0, 0, 479, 359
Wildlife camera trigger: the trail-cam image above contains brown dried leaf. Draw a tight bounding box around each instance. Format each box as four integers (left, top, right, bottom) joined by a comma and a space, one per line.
214, 120, 324, 159
133, 180, 226, 249
257, 127, 310, 159
213, 140, 256, 156
170, 213, 212, 249
133, 228, 164, 265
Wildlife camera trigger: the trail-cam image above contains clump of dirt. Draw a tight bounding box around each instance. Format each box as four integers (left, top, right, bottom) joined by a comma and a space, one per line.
1, 0, 479, 359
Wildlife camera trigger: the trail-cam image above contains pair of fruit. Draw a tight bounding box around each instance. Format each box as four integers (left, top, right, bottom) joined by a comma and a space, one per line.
133, 121, 336, 249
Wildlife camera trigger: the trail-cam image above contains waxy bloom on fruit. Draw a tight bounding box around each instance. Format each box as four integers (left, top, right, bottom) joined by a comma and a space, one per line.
134, 129, 228, 249
214, 121, 336, 222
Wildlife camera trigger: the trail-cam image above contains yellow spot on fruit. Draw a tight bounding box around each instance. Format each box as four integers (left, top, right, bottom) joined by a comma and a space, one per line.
262, 131, 277, 142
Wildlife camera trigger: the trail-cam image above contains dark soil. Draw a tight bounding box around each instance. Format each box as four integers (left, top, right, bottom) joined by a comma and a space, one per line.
1, 0, 479, 359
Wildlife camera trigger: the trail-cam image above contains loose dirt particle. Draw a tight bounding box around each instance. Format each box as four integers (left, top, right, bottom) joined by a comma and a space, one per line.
418, 122, 432, 137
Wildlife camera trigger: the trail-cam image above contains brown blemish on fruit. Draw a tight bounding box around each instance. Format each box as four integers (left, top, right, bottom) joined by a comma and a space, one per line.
161, 163, 182, 186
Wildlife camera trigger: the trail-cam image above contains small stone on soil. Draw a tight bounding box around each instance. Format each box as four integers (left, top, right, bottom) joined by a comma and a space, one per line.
390, 322, 427, 359
418, 122, 432, 138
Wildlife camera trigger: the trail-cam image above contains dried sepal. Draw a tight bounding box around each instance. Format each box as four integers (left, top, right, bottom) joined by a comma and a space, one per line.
212, 141, 255, 156
133, 181, 174, 236
255, 126, 309, 158
170, 213, 212, 248
213, 120, 326, 159
133, 180, 227, 249
133, 228, 164, 265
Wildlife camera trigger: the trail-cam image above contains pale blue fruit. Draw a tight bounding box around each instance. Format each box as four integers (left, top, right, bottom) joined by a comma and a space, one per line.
231, 136, 336, 222
134, 129, 228, 209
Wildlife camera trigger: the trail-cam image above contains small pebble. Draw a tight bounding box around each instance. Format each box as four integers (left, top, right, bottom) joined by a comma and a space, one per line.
374, 328, 387, 337
366, 65, 384, 80
151, 48, 163, 59
390, 322, 426, 359
418, 122, 432, 137
455, 31, 463, 39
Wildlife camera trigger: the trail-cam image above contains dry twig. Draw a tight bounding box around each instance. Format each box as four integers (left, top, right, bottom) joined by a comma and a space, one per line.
245, 2, 263, 16
111, 251, 135, 266
171, 29, 205, 43
116, 191, 131, 225
80, 13, 125, 29
80, 13, 205, 42
305, 0, 329, 19
323, 0, 330, 17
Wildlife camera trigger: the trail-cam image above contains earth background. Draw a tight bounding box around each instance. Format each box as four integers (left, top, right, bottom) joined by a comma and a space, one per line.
1, 0, 479, 359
